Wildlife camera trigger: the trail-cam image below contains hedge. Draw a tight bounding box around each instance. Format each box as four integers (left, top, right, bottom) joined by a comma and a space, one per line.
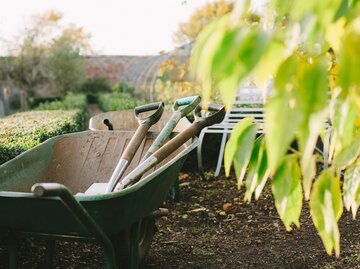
0, 110, 86, 165
97, 93, 143, 112
0, 93, 88, 165
35, 93, 88, 112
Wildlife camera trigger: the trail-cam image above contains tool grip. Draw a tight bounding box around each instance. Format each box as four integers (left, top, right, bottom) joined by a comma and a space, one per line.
173, 96, 201, 117
134, 102, 164, 127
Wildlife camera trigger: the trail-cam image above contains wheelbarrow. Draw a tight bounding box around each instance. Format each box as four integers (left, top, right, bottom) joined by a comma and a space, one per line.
0, 103, 225, 268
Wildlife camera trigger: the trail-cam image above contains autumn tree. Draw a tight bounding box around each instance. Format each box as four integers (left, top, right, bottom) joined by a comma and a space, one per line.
46, 25, 91, 95
0, 10, 92, 108
173, 0, 233, 45
156, 1, 232, 102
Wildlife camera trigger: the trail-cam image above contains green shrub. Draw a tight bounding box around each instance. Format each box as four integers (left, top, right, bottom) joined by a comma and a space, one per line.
112, 81, 135, 95
35, 93, 88, 124
30, 97, 61, 108
0, 110, 85, 164
35, 93, 87, 111
97, 93, 143, 112
80, 76, 112, 103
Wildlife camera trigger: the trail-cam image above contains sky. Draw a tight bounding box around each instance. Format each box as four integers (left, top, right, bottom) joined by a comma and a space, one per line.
0, 0, 210, 56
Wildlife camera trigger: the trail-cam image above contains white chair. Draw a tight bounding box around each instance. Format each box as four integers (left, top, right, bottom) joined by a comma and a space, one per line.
197, 85, 331, 177
197, 86, 266, 177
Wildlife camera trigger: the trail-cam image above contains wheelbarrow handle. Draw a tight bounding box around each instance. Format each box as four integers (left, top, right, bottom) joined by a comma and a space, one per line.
134, 102, 164, 127
32, 183, 68, 197
31, 183, 116, 268
115, 103, 225, 190
173, 95, 201, 117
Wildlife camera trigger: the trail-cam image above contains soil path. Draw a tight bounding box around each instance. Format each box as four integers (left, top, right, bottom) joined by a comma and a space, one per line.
86, 103, 103, 129
87, 103, 103, 117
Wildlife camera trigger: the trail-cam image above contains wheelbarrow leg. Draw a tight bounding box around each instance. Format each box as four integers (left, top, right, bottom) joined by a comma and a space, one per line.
7, 233, 19, 269
129, 222, 140, 269
45, 240, 55, 268
103, 246, 117, 269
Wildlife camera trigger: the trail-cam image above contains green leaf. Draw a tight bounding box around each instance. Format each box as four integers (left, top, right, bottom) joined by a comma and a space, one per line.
301, 154, 316, 201
252, 40, 286, 88
339, 26, 360, 94
191, 15, 229, 77
329, 98, 356, 161
297, 57, 329, 116
273, 54, 299, 94
310, 169, 343, 257
232, 124, 257, 188
343, 163, 360, 218
334, 0, 350, 20
296, 57, 329, 162
255, 146, 270, 200
333, 135, 360, 170
218, 28, 271, 107
242, 135, 270, 201
192, 15, 271, 107
265, 91, 302, 174
191, 15, 230, 101
244, 136, 265, 202
266, 54, 312, 174
272, 154, 303, 231
224, 118, 254, 176
289, 0, 342, 27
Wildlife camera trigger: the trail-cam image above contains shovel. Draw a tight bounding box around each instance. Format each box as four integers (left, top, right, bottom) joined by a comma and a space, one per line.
105, 102, 164, 193
115, 103, 226, 191
141, 95, 201, 162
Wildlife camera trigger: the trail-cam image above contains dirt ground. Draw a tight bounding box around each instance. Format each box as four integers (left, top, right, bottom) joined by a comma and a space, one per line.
1, 172, 360, 269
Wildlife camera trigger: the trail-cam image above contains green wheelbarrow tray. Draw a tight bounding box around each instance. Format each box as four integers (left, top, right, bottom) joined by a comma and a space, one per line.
0, 129, 197, 268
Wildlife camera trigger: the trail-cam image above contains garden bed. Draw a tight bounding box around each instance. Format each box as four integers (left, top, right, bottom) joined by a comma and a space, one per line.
0, 173, 359, 268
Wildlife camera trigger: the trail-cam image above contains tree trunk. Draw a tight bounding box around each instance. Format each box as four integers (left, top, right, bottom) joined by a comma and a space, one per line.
19, 89, 27, 111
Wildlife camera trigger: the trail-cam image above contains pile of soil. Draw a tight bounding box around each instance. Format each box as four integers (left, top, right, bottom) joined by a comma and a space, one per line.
1, 173, 360, 268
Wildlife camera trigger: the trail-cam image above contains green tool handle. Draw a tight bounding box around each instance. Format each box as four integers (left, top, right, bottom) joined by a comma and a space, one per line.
141, 96, 201, 161
173, 95, 201, 117
152, 103, 225, 162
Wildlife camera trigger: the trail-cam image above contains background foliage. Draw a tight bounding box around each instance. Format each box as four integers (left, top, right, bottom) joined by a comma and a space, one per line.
97, 92, 143, 112
0, 10, 91, 108
79, 76, 112, 103
35, 92, 87, 112
192, 0, 360, 256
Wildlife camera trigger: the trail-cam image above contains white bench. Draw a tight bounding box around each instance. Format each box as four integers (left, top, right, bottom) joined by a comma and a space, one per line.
197, 86, 266, 177
197, 86, 331, 177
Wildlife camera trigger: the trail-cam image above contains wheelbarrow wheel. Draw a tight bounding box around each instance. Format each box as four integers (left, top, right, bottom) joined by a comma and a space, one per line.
117, 218, 156, 268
